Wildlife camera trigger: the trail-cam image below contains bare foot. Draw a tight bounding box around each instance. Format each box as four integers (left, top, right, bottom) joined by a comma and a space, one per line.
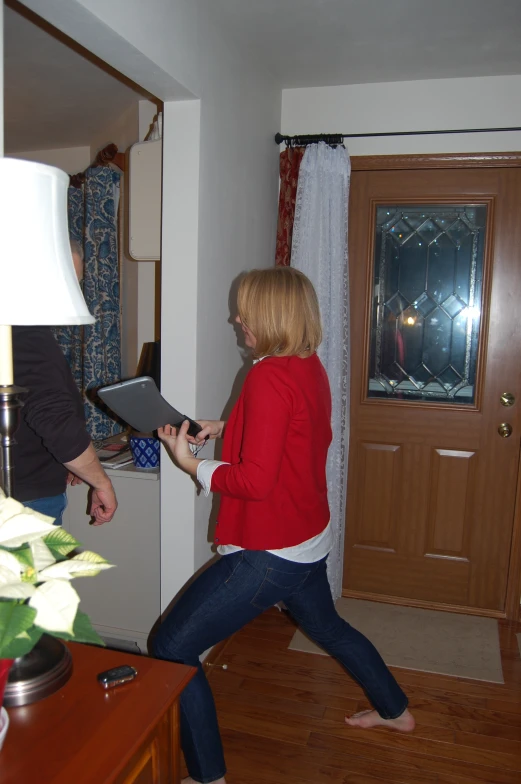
182, 778, 226, 784
345, 707, 415, 732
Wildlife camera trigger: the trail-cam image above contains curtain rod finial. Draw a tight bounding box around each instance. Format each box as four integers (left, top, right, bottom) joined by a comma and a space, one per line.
274, 133, 285, 145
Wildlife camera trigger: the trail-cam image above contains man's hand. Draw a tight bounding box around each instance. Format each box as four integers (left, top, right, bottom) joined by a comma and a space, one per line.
64, 443, 118, 525
66, 472, 83, 486
89, 483, 118, 526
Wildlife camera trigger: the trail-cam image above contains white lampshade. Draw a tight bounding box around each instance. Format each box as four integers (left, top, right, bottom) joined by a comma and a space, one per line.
0, 158, 94, 326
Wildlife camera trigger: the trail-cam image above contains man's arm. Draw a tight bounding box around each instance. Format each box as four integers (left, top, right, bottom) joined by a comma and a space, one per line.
64, 443, 117, 525
14, 327, 117, 525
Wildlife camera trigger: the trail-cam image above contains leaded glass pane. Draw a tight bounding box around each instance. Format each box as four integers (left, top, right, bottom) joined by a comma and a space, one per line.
368, 204, 486, 404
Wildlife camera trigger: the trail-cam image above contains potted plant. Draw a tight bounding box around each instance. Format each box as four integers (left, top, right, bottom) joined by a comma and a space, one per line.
0, 488, 114, 745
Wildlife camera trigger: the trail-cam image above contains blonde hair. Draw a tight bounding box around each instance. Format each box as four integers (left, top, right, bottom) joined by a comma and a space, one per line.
237, 267, 322, 358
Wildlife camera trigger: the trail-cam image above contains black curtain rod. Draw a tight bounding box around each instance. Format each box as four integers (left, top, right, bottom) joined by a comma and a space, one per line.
274, 127, 521, 146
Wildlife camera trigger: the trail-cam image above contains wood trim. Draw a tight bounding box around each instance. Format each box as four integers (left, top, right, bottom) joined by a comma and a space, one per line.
504, 446, 521, 620
114, 152, 126, 172
341, 588, 506, 619
351, 152, 521, 171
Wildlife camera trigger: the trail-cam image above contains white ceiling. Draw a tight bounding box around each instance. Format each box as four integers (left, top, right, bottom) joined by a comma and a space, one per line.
4, 0, 521, 154
3, 2, 151, 153
202, 0, 521, 88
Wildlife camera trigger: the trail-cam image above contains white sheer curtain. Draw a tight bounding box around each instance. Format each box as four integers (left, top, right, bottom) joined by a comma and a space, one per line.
291, 142, 351, 600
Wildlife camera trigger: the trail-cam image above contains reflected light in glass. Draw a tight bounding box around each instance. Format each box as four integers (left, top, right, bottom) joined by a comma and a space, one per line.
461, 306, 481, 321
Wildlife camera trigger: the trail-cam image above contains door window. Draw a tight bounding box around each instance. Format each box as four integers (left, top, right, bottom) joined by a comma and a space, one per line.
368, 204, 487, 404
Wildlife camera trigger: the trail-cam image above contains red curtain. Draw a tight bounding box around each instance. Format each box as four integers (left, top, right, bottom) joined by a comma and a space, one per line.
275, 146, 305, 266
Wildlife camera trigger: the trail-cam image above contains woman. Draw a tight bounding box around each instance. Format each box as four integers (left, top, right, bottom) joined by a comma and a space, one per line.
155, 267, 414, 784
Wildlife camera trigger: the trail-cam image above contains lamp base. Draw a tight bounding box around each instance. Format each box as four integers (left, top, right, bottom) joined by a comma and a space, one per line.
0, 383, 26, 497
3, 635, 72, 707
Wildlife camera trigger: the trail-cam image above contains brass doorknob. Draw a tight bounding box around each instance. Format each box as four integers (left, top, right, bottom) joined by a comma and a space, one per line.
498, 422, 513, 438
500, 392, 515, 407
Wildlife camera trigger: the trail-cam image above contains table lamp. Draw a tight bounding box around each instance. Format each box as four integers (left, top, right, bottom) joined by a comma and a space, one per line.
0, 157, 95, 707
0, 157, 94, 497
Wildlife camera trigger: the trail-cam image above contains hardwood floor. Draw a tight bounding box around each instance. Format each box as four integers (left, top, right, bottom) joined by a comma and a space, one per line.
205, 607, 521, 784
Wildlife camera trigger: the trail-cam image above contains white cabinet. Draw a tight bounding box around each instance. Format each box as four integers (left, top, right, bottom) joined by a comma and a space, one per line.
63, 465, 160, 653
128, 139, 162, 261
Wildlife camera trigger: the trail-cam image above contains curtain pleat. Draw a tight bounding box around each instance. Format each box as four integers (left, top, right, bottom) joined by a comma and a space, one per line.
275, 146, 305, 267
53, 166, 122, 441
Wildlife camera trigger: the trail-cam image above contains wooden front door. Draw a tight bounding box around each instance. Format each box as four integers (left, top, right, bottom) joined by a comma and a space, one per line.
343, 156, 521, 618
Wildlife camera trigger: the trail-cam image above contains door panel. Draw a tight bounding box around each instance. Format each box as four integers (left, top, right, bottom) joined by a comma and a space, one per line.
344, 167, 521, 614
355, 442, 401, 550
426, 447, 475, 558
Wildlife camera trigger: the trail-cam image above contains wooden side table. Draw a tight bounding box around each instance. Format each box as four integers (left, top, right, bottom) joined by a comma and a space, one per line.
0, 642, 195, 784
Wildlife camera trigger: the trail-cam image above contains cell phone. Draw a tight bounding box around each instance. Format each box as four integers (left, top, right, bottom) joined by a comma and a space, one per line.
98, 376, 202, 438
97, 664, 138, 690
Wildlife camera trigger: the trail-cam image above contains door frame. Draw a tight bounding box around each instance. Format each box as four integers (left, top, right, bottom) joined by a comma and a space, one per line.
345, 151, 521, 621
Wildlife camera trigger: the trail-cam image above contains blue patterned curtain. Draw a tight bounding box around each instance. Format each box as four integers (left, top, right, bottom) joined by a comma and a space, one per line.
53, 166, 122, 441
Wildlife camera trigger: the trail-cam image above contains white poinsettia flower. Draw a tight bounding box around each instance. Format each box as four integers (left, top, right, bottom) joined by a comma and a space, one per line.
0, 496, 55, 548
29, 579, 80, 634
0, 550, 23, 581
30, 539, 56, 572
0, 582, 36, 599
0, 564, 22, 587
39, 555, 114, 581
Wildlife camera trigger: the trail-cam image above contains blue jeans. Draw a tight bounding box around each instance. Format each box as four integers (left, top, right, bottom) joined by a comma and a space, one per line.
153, 550, 408, 784
24, 492, 67, 526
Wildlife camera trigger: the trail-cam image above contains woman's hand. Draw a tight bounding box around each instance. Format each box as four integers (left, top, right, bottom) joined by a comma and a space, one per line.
186, 420, 225, 446
157, 420, 200, 477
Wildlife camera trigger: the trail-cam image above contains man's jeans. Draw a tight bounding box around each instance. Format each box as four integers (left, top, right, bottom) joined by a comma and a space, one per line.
153, 550, 408, 784
24, 492, 67, 526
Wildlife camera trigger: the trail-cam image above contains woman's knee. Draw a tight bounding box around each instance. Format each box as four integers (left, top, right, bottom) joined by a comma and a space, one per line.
300, 614, 351, 648
151, 628, 173, 661
151, 624, 194, 665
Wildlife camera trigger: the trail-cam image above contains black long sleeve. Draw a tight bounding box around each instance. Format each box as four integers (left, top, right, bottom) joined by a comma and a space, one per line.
11, 326, 91, 501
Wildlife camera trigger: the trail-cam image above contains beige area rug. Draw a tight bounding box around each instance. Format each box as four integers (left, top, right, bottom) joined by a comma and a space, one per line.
289, 598, 504, 683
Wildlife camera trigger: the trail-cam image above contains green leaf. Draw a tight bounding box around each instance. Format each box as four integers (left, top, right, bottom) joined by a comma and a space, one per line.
0, 626, 43, 659
0, 601, 37, 657
72, 551, 109, 565
44, 611, 105, 647
4, 544, 34, 569
43, 528, 81, 558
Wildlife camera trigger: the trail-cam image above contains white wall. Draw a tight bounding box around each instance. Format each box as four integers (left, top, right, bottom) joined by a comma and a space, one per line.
0, 4, 3, 156
8, 146, 91, 174
160, 100, 201, 589
138, 100, 158, 142
282, 75, 521, 155
136, 100, 160, 356
22, 0, 280, 608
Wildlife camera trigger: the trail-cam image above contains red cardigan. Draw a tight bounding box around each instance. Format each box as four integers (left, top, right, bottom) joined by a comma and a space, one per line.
211, 353, 332, 550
